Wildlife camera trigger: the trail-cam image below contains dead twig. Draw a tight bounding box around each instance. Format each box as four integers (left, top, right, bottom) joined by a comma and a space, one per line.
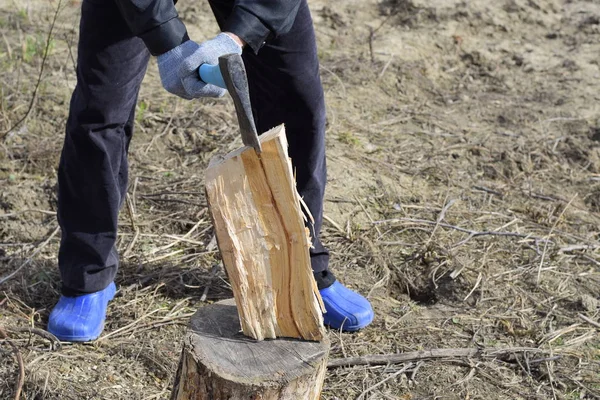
377, 54, 394, 80
0, 326, 25, 400
354, 195, 381, 236
327, 347, 548, 368
367, 11, 396, 63
123, 193, 139, 258
1, 0, 63, 142
138, 196, 204, 207
98, 308, 165, 341
144, 101, 178, 154
425, 198, 456, 247
463, 271, 483, 302
564, 374, 600, 399
99, 310, 194, 341
323, 214, 347, 238
0, 226, 60, 285
1, 32, 12, 60
4, 326, 62, 351
530, 355, 561, 364
374, 217, 549, 247
537, 194, 577, 284
368, 27, 376, 63
319, 64, 347, 97
529, 192, 560, 202
357, 362, 414, 400
409, 361, 424, 382
145, 218, 205, 256
473, 185, 503, 197
578, 313, 600, 329
558, 244, 600, 253
0, 209, 56, 218
200, 264, 220, 302
538, 324, 581, 345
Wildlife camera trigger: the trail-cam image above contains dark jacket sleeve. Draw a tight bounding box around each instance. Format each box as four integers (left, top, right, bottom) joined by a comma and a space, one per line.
114, 0, 189, 56
114, 0, 302, 56
222, 0, 302, 53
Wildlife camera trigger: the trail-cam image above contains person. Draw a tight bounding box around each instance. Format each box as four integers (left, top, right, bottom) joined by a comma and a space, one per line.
47, 0, 374, 342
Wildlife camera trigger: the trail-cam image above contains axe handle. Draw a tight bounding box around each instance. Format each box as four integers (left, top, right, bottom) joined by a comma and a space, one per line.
199, 64, 226, 89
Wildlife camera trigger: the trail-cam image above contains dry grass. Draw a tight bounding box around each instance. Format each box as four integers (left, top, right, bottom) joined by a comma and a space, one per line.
1, 0, 600, 399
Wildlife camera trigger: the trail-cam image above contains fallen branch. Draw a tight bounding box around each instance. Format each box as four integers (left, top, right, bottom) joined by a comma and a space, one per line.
327, 347, 547, 368
5, 326, 61, 351
0, 326, 25, 400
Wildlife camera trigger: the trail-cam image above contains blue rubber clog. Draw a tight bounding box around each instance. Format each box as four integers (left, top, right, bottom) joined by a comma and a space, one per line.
320, 281, 374, 331
48, 282, 116, 342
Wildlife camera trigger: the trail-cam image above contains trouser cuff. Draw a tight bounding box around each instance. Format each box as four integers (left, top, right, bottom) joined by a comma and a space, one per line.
313, 270, 336, 290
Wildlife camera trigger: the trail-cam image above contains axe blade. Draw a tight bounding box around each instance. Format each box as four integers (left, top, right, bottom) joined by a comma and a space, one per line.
218, 54, 262, 154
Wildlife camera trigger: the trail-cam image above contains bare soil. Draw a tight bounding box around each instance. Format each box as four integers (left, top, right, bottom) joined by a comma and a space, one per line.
1, 0, 600, 399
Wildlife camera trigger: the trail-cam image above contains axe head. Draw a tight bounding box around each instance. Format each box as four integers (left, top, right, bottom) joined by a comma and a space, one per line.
218, 54, 262, 154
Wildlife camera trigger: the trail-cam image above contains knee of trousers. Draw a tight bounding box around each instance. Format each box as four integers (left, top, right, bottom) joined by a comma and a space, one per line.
67, 82, 141, 130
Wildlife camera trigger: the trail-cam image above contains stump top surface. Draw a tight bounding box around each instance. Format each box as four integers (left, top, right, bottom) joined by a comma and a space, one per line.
186, 299, 329, 385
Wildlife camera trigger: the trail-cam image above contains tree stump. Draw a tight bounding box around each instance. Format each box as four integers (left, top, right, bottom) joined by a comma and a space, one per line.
172, 124, 330, 398
171, 299, 330, 400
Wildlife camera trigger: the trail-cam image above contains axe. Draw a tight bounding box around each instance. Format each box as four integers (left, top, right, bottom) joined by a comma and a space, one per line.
199, 54, 262, 154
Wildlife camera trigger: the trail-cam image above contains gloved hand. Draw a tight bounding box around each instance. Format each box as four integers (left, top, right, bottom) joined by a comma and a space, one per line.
157, 33, 242, 100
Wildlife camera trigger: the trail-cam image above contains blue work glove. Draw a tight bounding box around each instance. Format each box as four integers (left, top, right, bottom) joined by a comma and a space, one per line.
157, 33, 242, 100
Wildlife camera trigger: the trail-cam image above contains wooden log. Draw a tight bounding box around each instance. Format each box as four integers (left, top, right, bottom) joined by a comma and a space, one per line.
205, 124, 325, 341
170, 299, 330, 400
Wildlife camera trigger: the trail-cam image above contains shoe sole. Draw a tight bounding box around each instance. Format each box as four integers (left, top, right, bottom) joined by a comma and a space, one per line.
323, 312, 374, 332
53, 323, 106, 342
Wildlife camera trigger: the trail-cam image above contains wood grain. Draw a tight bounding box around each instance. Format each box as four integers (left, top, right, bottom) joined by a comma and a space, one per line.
205, 124, 325, 341
171, 299, 329, 400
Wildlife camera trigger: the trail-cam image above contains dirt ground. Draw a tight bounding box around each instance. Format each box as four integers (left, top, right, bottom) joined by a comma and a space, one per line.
1, 0, 600, 398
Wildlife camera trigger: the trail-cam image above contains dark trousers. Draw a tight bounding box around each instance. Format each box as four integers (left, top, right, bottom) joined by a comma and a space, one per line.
58, 0, 334, 296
